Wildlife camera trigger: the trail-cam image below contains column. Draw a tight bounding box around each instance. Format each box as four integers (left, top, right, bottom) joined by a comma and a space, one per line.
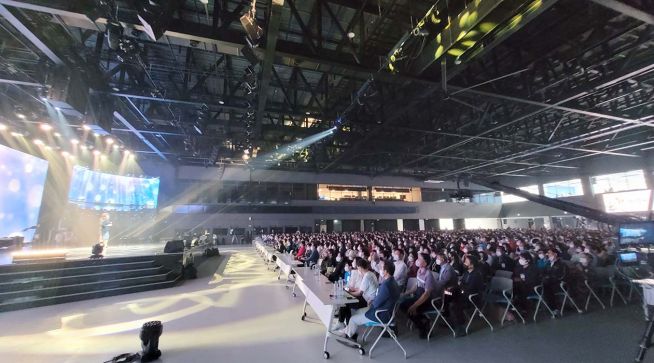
397, 219, 404, 231
418, 219, 425, 231
360, 219, 365, 232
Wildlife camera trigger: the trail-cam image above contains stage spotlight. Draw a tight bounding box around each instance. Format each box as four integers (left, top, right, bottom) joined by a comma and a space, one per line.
0, 123, 7, 131
93, 150, 101, 156
54, 132, 61, 138
106, 137, 114, 144
16, 113, 26, 119
140, 321, 163, 362
10, 131, 23, 137
55, 106, 61, 111
124, 150, 131, 155
94, 132, 100, 137
71, 139, 79, 145
61, 151, 70, 157
113, 144, 120, 150
242, 153, 250, 161
82, 124, 92, 131
33, 139, 44, 145
218, 100, 225, 105
40, 123, 53, 131
81, 145, 88, 151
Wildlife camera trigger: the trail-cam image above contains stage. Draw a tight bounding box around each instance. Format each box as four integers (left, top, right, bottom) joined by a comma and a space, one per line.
0, 243, 169, 266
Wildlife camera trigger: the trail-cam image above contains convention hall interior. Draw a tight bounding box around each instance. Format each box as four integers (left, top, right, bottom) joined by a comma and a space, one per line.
1, 0, 654, 362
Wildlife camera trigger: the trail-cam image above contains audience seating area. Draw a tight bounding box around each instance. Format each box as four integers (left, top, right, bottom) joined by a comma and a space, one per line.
256, 228, 637, 358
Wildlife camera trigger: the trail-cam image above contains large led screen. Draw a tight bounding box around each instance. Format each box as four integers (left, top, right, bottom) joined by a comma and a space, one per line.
68, 166, 160, 211
0, 144, 49, 241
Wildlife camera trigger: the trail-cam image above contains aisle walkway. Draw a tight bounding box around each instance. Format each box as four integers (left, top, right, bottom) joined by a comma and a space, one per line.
0, 247, 645, 362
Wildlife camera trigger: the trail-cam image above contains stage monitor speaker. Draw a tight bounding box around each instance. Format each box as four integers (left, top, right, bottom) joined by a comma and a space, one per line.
164, 240, 184, 253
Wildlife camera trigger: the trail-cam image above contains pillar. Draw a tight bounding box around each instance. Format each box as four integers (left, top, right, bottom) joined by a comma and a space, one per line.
418, 219, 425, 231
397, 219, 404, 231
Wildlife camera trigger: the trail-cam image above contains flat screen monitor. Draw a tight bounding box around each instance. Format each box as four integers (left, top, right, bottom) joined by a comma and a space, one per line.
618, 252, 638, 264
68, 166, 160, 211
618, 222, 654, 245
0, 144, 49, 241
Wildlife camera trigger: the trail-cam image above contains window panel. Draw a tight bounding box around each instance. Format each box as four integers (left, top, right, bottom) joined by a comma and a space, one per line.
543, 179, 584, 198
603, 190, 651, 213
501, 185, 539, 204
591, 169, 646, 194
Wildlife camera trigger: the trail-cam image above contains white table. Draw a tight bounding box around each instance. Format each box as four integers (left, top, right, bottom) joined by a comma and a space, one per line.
292, 266, 364, 359
275, 252, 302, 289
254, 240, 276, 269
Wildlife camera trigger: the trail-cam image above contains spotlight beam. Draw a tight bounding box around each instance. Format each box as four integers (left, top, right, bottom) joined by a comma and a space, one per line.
251, 127, 335, 168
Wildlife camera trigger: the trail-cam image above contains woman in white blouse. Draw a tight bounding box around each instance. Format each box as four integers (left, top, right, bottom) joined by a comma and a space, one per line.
334, 258, 378, 330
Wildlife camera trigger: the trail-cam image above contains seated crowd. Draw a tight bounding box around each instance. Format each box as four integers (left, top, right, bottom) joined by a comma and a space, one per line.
263, 228, 618, 341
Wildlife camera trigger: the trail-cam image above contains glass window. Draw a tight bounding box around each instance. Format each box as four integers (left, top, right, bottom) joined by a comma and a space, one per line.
371, 187, 419, 202
472, 192, 501, 204
502, 185, 539, 204
543, 179, 584, 198
318, 184, 368, 201
591, 169, 647, 194
603, 190, 651, 213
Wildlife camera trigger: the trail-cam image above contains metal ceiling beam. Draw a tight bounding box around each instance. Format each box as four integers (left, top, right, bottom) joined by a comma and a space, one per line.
0, 4, 63, 64
590, 0, 654, 25
0, 0, 439, 86
451, 86, 654, 128
255, 0, 284, 139
113, 111, 167, 160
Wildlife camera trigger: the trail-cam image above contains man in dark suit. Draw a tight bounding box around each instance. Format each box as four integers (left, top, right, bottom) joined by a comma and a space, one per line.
449, 255, 484, 337
339, 261, 400, 340
543, 248, 568, 315
300, 243, 319, 267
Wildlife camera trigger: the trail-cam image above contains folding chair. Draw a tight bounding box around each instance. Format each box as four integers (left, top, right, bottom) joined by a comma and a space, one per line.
593, 266, 627, 307
425, 294, 456, 340
557, 281, 583, 315
400, 277, 418, 331
465, 292, 494, 334
362, 303, 407, 359
527, 284, 555, 321
495, 270, 513, 279
483, 276, 525, 326
584, 278, 606, 311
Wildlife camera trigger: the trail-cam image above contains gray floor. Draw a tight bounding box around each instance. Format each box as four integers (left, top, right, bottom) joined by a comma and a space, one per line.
0, 247, 647, 363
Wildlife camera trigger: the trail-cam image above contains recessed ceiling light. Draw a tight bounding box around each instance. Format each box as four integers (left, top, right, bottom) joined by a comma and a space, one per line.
16, 113, 26, 119
218, 100, 225, 105
347, 32, 355, 39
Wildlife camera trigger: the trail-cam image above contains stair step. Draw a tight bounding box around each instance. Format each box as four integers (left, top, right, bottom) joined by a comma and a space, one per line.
0, 275, 181, 312
0, 260, 157, 282
0, 266, 165, 292
0, 271, 173, 302
0, 255, 157, 274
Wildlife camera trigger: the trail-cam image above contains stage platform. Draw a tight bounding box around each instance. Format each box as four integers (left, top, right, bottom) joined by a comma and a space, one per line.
0, 243, 168, 266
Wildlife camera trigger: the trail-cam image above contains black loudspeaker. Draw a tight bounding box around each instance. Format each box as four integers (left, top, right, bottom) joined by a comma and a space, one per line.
90, 242, 104, 259
163, 240, 184, 253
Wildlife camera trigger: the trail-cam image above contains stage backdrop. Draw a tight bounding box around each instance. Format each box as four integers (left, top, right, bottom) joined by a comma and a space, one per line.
0, 144, 49, 241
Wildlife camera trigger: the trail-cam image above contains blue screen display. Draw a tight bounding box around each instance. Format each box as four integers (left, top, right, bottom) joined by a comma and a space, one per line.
0, 144, 49, 241
68, 166, 160, 211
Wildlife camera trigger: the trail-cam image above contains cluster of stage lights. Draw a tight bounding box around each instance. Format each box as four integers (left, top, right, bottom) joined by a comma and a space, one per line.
0, 121, 133, 160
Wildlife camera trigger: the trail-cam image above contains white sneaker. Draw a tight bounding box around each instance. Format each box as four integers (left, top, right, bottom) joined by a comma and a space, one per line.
333, 322, 345, 330
333, 327, 347, 337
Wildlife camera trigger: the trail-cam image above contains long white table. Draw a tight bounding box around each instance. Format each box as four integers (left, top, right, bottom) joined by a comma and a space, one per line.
275, 252, 302, 287
293, 266, 364, 359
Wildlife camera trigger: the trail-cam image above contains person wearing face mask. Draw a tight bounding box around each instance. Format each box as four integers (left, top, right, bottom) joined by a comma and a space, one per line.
449, 255, 484, 337
337, 262, 400, 341
393, 248, 408, 288
400, 254, 438, 339
542, 248, 568, 315
328, 252, 348, 283
334, 258, 378, 330
407, 251, 419, 278
299, 243, 320, 267
493, 246, 515, 273
536, 250, 549, 271
513, 252, 541, 315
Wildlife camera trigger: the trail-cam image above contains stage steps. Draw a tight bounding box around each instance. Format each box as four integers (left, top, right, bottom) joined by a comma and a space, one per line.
0, 254, 183, 312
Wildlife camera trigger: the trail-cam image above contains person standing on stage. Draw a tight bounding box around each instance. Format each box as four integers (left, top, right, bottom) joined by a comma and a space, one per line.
100, 212, 113, 247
